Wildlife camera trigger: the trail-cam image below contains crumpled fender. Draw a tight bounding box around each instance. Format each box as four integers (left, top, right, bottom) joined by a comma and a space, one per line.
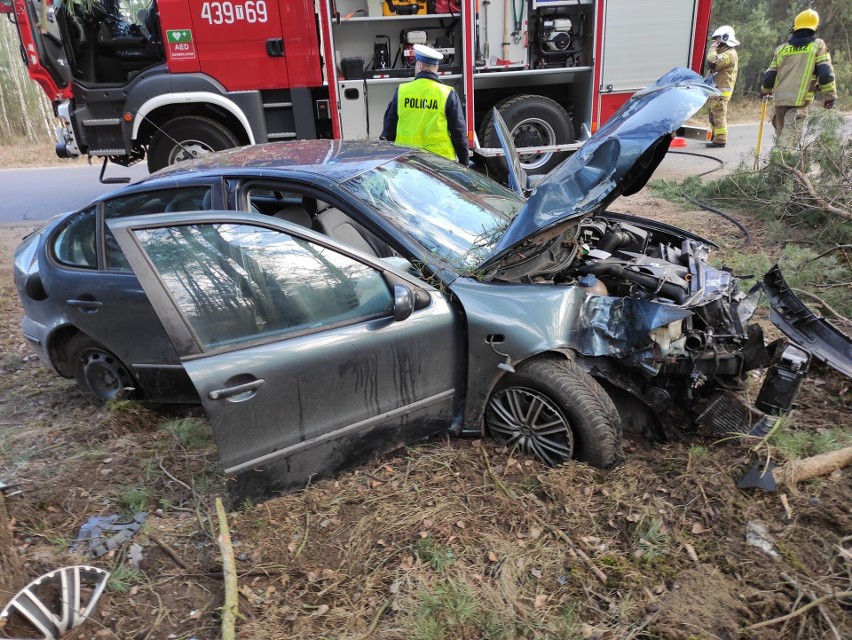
763, 264, 852, 378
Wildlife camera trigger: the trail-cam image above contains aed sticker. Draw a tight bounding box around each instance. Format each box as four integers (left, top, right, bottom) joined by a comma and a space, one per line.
166, 29, 197, 60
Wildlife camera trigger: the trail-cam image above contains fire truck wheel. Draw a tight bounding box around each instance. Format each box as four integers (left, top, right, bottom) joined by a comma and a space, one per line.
480, 95, 574, 181
147, 116, 240, 172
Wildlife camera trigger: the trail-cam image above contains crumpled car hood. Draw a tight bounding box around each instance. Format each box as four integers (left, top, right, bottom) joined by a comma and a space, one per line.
480, 68, 718, 273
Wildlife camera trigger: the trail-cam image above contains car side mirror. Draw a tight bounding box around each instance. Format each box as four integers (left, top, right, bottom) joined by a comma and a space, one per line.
393, 283, 415, 322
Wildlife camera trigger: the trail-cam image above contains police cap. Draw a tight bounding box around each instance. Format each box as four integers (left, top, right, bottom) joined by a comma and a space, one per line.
413, 44, 443, 65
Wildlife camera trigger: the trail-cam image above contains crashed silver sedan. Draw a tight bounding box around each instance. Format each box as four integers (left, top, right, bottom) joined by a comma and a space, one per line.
15, 69, 848, 496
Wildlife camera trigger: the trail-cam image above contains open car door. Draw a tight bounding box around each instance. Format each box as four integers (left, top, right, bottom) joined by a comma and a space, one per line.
108, 211, 463, 498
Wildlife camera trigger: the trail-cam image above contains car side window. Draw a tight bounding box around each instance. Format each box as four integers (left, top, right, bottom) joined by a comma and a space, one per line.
133, 222, 394, 350
103, 186, 213, 271
53, 206, 97, 268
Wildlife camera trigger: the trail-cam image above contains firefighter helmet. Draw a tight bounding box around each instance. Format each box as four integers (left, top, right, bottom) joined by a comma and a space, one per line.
711, 25, 740, 47
793, 9, 819, 31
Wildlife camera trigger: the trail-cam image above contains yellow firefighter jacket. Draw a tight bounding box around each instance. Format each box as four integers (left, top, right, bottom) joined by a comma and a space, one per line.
762, 37, 837, 107
706, 45, 738, 98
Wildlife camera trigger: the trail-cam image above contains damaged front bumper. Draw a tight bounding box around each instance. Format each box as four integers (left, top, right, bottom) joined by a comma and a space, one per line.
696, 265, 852, 437
764, 265, 852, 379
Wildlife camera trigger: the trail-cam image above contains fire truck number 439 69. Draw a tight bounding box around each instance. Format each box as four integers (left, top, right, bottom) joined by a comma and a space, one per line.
5, 0, 711, 177
200, 1, 269, 25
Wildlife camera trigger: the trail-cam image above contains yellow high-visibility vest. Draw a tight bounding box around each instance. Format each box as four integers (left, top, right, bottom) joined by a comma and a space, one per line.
396, 78, 456, 160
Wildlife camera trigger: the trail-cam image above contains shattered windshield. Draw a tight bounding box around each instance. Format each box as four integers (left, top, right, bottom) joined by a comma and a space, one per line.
341, 154, 523, 270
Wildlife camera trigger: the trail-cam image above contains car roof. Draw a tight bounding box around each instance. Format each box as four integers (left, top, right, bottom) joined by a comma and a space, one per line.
136, 140, 412, 187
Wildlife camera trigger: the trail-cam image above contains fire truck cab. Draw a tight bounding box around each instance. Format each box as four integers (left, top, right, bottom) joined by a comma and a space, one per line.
5, 0, 711, 175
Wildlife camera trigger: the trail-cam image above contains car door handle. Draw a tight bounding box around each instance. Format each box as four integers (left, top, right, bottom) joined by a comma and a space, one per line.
208, 379, 266, 400
66, 299, 104, 310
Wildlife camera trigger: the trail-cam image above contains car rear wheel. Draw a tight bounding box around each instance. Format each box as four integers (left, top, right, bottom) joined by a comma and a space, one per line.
68, 335, 136, 404
485, 358, 622, 468
479, 95, 575, 182
147, 116, 240, 173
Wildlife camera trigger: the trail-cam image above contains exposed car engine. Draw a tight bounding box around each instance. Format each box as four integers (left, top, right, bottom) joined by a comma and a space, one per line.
544, 213, 773, 413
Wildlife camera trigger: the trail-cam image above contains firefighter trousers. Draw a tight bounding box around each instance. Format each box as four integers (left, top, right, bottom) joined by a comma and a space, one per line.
708, 96, 730, 144
772, 105, 808, 151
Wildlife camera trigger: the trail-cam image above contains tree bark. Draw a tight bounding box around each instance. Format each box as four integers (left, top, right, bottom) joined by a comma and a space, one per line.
777, 446, 852, 486
0, 493, 27, 603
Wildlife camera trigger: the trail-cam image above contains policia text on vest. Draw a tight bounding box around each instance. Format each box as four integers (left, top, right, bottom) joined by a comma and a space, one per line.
402, 97, 441, 110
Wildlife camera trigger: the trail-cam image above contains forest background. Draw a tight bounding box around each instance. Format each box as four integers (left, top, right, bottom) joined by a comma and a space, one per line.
0, 0, 850, 146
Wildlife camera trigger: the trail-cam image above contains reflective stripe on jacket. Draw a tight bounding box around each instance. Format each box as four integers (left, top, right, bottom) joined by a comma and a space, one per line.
762, 36, 837, 106
396, 78, 456, 160
706, 46, 738, 97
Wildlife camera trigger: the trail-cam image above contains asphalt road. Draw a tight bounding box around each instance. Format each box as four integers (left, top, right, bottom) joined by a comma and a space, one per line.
656, 121, 766, 180
0, 121, 779, 224
0, 162, 149, 223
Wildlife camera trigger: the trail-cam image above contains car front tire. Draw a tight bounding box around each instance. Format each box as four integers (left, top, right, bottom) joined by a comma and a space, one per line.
485, 357, 622, 468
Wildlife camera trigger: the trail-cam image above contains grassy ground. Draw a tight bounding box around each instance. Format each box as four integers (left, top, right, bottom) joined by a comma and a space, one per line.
0, 140, 87, 170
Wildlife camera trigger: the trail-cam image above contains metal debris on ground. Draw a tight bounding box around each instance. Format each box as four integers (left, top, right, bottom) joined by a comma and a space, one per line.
70, 512, 147, 558
694, 391, 767, 437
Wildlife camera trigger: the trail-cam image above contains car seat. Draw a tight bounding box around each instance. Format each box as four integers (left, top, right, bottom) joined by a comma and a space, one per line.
312, 202, 393, 257
313, 208, 378, 256
273, 205, 312, 228
165, 194, 202, 212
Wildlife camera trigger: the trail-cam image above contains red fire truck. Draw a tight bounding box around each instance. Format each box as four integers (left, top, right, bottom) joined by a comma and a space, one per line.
3, 0, 711, 177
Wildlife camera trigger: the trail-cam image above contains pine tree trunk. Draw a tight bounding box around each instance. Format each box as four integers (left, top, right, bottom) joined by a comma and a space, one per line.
0, 493, 26, 602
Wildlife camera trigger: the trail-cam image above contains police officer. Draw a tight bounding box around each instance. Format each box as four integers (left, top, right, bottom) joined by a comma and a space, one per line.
705, 25, 739, 148
381, 44, 470, 165
760, 9, 836, 149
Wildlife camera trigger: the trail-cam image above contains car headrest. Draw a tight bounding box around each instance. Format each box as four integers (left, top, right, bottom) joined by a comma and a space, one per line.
273, 205, 312, 228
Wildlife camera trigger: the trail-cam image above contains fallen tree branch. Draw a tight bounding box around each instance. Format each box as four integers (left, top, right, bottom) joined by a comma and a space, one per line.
741, 590, 852, 631
791, 288, 852, 327
802, 244, 852, 266
146, 532, 189, 569
781, 572, 842, 640
782, 164, 852, 221
776, 446, 852, 486
215, 498, 238, 640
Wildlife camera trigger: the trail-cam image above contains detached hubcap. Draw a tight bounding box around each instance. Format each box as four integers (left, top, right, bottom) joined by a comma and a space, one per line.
487, 387, 573, 466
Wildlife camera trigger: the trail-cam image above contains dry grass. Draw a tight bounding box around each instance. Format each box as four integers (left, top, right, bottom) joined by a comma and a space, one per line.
0, 140, 87, 170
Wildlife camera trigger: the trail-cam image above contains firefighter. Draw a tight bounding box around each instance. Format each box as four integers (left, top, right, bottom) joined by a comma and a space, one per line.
381, 44, 470, 164
705, 25, 739, 148
760, 9, 836, 150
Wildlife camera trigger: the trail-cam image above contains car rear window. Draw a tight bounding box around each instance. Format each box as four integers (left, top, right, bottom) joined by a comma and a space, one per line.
103, 186, 213, 270
53, 207, 97, 268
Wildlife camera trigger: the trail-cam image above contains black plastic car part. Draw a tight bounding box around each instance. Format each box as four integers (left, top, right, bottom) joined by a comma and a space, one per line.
763, 265, 852, 378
